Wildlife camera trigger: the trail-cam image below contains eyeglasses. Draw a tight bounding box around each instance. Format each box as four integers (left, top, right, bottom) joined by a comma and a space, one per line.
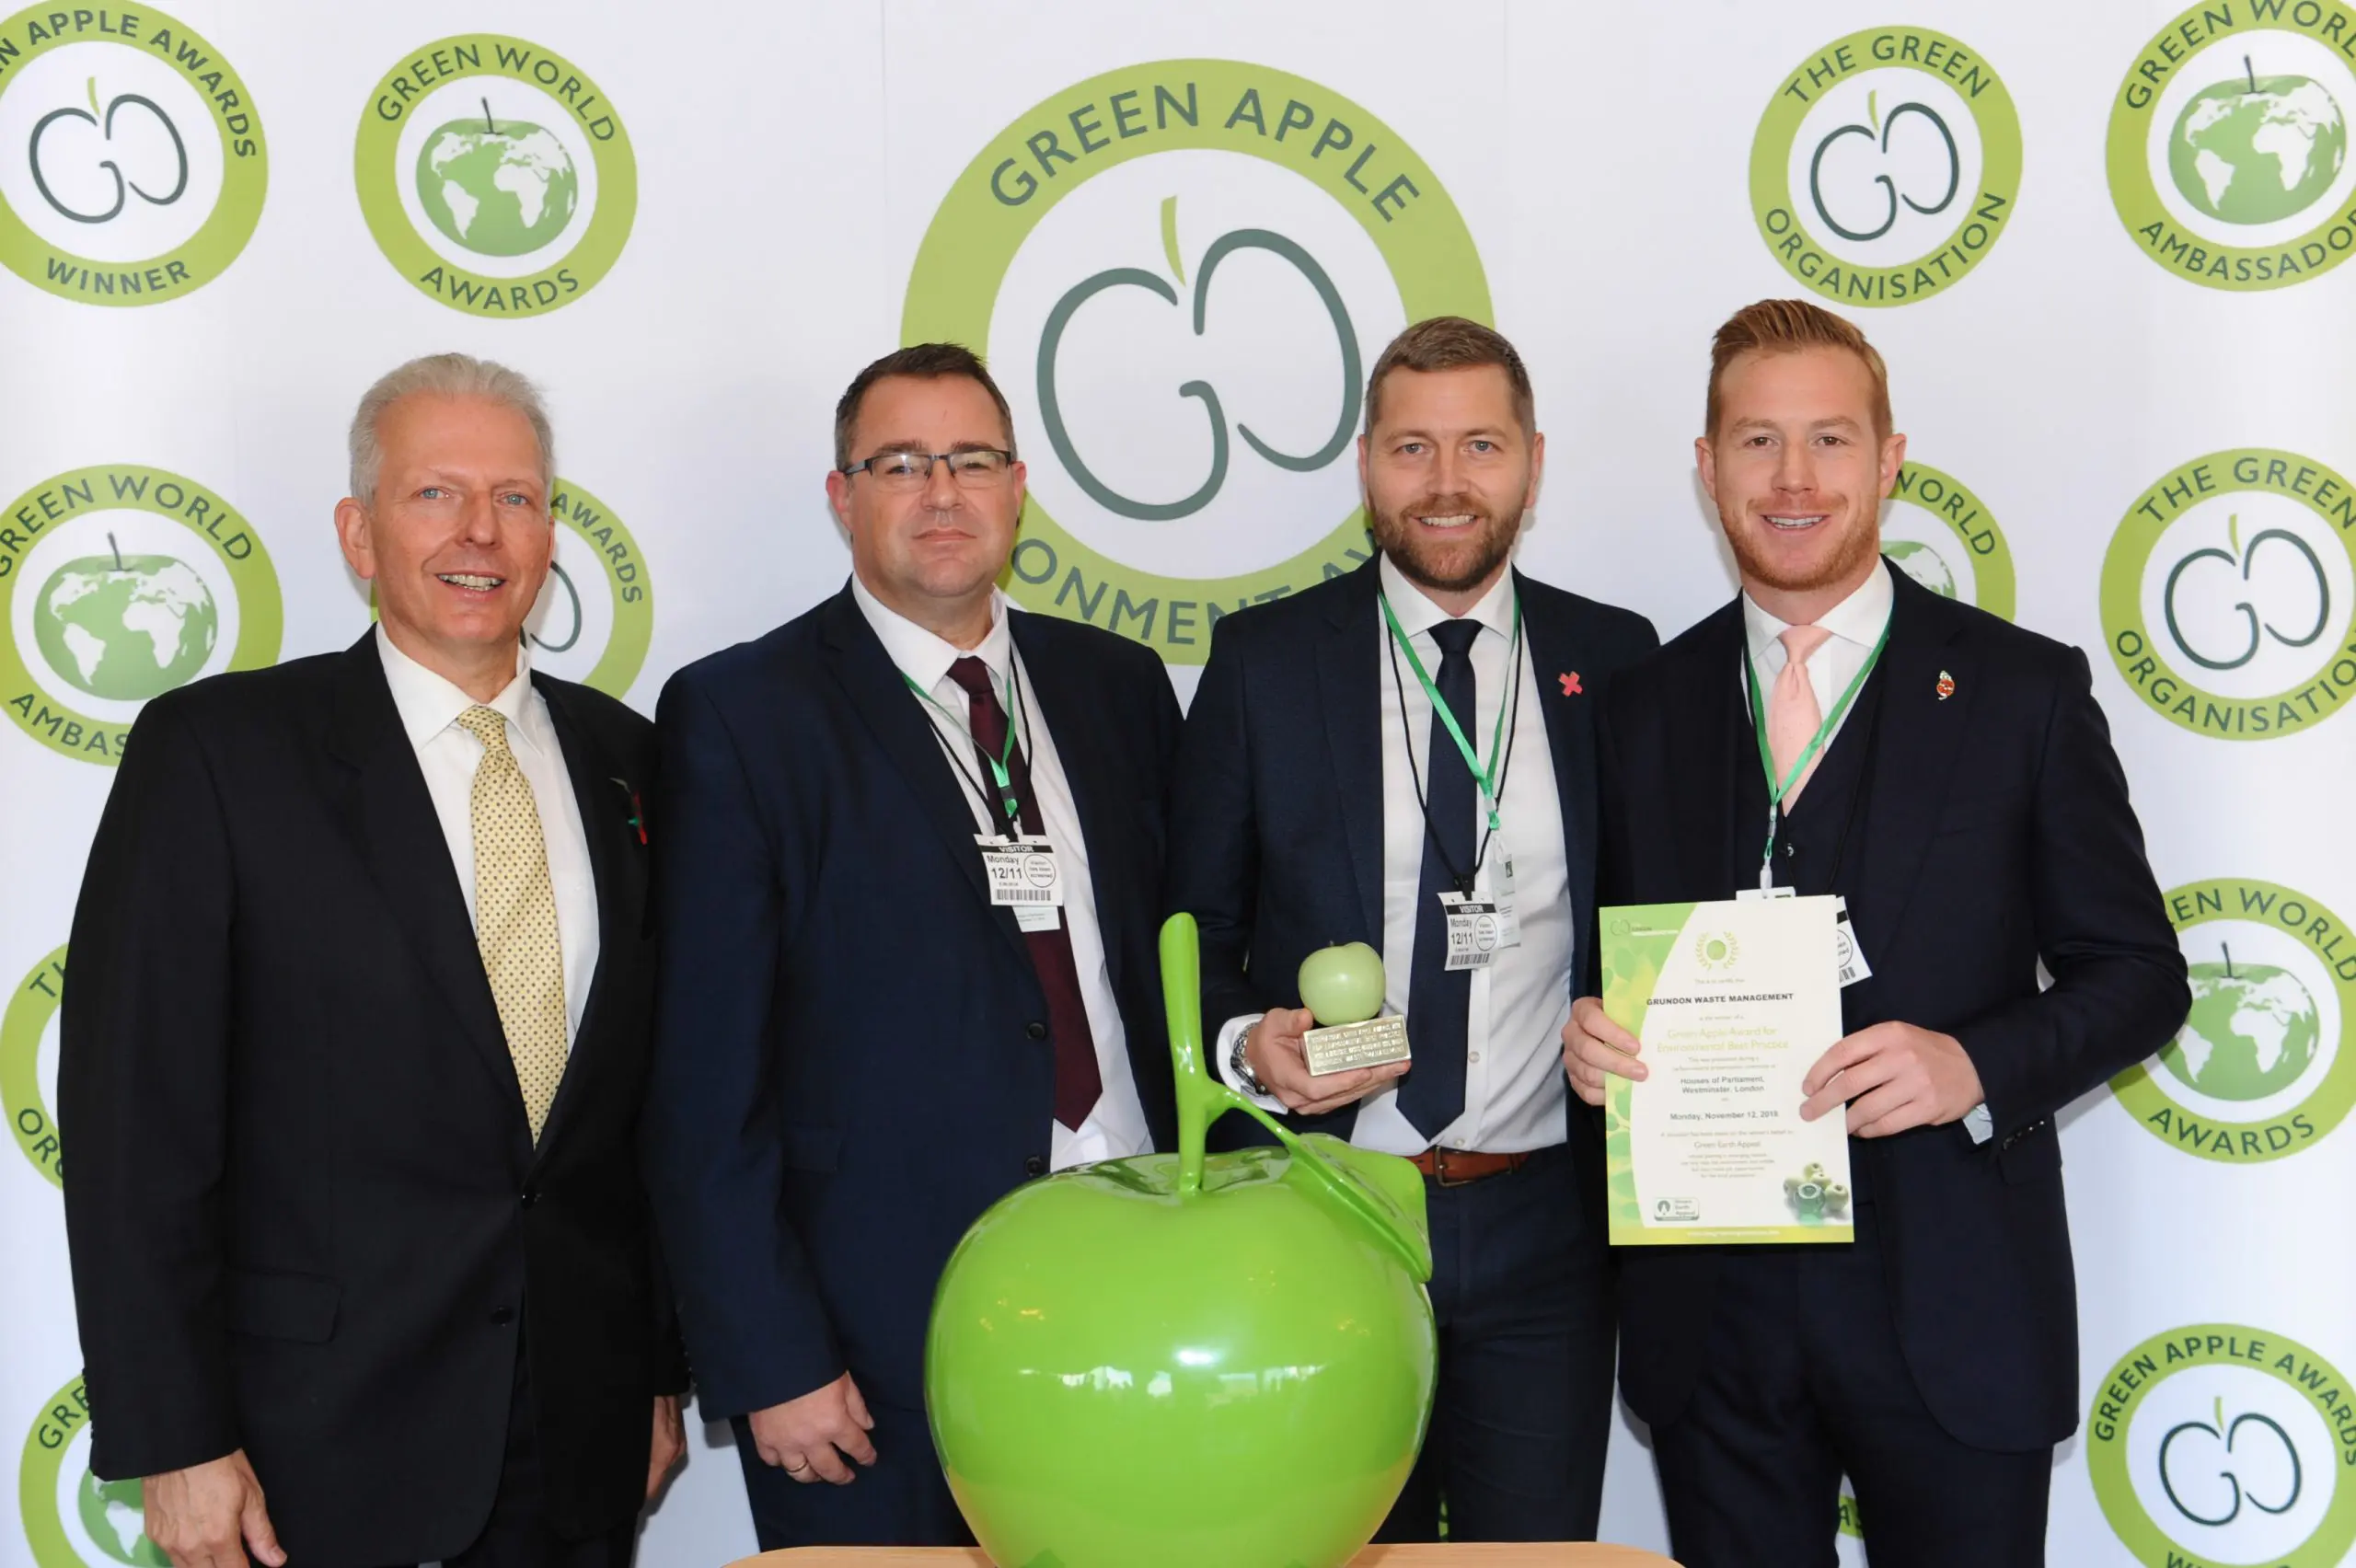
839, 448, 1015, 490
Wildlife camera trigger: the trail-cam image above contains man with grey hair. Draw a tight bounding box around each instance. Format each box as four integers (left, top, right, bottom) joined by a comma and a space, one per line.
62, 352, 687, 1568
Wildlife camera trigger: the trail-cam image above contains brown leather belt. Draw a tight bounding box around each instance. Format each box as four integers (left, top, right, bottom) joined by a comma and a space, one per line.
1406, 1147, 1535, 1186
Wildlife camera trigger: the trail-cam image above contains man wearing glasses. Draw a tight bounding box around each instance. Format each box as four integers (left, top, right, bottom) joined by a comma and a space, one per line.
643, 343, 1183, 1547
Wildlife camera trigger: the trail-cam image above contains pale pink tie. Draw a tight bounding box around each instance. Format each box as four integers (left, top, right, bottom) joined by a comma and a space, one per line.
1768, 625, 1835, 807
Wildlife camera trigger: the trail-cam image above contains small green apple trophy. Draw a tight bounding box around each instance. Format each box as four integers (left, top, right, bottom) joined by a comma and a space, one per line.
1298, 940, 1412, 1077
924, 915, 1438, 1568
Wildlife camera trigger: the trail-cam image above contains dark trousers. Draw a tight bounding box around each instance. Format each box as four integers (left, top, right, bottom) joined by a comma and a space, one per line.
733, 1397, 971, 1550
1651, 1202, 2051, 1568
1373, 1142, 1615, 1544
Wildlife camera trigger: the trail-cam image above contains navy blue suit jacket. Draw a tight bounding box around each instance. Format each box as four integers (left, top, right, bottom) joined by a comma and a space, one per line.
1166, 558, 1658, 1158
642, 585, 1182, 1419
1600, 566, 2189, 1450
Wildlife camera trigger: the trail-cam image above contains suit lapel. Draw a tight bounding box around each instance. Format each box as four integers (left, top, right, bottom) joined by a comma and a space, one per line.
530, 678, 635, 1155
1854, 567, 1975, 954
323, 636, 526, 1130
1010, 614, 1129, 991
1677, 602, 1750, 898
1317, 561, 1386, 945
818, 587, 1030, 963
1518, 572, 1596, 932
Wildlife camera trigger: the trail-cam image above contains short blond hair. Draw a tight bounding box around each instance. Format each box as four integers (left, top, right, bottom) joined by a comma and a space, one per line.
348, 352, 554, 503
1704, 299, 1890, 439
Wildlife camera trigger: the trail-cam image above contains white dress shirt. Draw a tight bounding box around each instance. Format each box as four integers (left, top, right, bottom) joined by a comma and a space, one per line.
1215, 555, 1577, 1156
851, 578, 1153, 1171
376, 626, 599, 1045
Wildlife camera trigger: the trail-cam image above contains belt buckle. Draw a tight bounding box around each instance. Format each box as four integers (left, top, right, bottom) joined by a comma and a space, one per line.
1431, 1148, 1476, 1188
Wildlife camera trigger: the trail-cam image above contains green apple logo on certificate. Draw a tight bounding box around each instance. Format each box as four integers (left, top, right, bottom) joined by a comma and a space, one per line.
1600, 895, 1852, 1244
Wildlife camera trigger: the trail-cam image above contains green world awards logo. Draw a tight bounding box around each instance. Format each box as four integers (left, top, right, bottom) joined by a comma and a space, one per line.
3, 944, 64, 1188
20, 1377, 166, 1568
0, 466, 280, 764
528, 479, 652, 698
1750, 28, 2022, 306
2108, 0, 2356, 290
2112, 880, 2354, 1162
1883, 460, 2015, 619
2089, 1325, 2356, 1567
355, 36, 634, 317
903, 61, 1489, 663
2101, 449, 2355, 740
0, 5, 264, 305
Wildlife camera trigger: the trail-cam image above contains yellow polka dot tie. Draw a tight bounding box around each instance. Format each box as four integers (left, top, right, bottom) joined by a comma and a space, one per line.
456, 705, 568, 1142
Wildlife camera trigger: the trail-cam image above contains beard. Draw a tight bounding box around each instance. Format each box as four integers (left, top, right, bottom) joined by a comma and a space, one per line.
1370, 491, 1522, 597
1722, 505, 1882, 599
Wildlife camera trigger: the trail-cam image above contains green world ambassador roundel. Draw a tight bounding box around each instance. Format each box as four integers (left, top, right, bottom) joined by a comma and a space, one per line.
2108, 0, 2356, 291
1750, 27, 2022, 306
3, 944, 65, 1189
0, 465, 281, 766
355, 36, 635, 317
903, 61, 1491, 663
2100, 448, 2356, 741
0, 5, 266, 306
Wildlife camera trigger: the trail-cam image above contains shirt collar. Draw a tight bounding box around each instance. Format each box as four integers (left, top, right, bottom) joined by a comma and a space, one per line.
1377, 552, 1517, 642
375, 625, 540, 755
1741, 556, 1894, 669
850, 575, 1013, 694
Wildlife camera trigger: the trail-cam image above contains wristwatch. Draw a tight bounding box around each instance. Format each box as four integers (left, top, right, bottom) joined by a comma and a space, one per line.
1230, 1022, 1271, 1098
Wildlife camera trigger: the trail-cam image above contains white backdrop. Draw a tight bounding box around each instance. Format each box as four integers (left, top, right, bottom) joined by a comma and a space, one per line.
4, 3, 2353, 1565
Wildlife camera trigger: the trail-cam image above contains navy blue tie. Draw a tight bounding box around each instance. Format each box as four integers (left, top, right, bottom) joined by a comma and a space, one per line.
1397, 617, 1482, 1143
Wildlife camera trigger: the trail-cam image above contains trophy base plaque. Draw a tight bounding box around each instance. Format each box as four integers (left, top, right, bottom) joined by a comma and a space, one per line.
1301, 1014, 1411, 1077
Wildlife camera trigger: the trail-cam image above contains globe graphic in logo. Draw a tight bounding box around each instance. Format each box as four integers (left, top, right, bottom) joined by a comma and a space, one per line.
31, 549, 219, 701
2157, 951, 2322, 1101
76, 1468, 167, 1567
2167, 64, 2348, 224
1887, 539, 1958, 599
415, 104, 579, 257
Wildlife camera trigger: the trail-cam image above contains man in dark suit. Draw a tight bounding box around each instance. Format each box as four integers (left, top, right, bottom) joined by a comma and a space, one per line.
1167, 317, 1657, 1542
642, 342, 1181, 1549
61, 354, 686, 1568
1564, 300, 2190, 1568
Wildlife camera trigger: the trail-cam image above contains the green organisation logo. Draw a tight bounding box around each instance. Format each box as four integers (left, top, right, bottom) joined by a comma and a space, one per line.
20, 1376, 166, 1568
903, 60, 1490, 663
3, 944, 64, 1188
2112, 879, 2354, 1162
2108, 0, 2356, 290
2089, 1325, 2356, 1568
0, 465, 281, 765
355, 36, 634, 317
2101, 449, 2355, 741
1883, 460, 2015, 620
0, 5, 265, 305
1750, 27, 2021, 306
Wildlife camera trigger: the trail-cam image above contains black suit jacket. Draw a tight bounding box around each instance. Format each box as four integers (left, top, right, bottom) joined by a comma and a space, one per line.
641, 585, 1182, 1422
1166, 559, 1658, 1155
60, 634, 685, 1564
1600, 566, 2189, 1450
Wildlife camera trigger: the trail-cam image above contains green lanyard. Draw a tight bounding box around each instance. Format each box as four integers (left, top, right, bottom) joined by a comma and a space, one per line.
1379, 592, 1520, 833
903, 665, 1023, 835
1743, 621, 1889, 889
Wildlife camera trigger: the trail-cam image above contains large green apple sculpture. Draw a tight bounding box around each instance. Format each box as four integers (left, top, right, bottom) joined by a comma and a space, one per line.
926, 914, 1437, 1568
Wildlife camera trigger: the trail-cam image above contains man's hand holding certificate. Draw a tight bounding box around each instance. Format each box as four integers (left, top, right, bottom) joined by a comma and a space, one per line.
1563, 898, 1987, 1245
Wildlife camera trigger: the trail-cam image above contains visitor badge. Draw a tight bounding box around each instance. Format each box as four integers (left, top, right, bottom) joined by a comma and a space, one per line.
1486, 822, 1523, 949
1438, 891, 1502, 971
977, 835, 1064, 930
1833, 896, 1872, 987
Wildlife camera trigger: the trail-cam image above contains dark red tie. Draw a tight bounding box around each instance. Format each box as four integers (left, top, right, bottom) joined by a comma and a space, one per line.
947, 657, 1103, 1132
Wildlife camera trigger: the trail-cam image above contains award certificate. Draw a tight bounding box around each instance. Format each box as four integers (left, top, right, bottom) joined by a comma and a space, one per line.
1600, 895, 1852, 1245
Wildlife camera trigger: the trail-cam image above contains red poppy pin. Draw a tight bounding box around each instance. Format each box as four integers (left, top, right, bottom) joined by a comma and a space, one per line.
610, 778, 647, 844
1936, 671, 1956, 701
1558, 672, 1584, 697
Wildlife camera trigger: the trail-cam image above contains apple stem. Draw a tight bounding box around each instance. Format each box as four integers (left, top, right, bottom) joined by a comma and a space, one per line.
2246, 55, 2258, 94
108, 532, 123, 571
2221, 942, 2235, 978
482, 96, 495, 134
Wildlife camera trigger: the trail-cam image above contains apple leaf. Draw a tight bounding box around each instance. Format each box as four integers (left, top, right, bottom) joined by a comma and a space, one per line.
1160, 195, 1184, 285
1867, 89, 1880, 138
2229, 511, 2241, 559
86, 76, 98, 118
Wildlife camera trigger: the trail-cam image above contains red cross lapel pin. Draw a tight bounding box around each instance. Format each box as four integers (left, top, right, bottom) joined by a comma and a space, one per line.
1558, 671, 1584, 697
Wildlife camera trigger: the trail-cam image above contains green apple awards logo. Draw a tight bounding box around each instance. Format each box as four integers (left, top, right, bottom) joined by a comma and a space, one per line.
2108, 0, 2356, 290
20, 1376, 166, 1568
3, 944, 64, 1188
2101, 449, 2355, 740
903, 61, 1489, 663
355, 36, 634, 317
0, 5, 264, 305
1750, 28, 2022, 306
0, 465, 282, 765
530, 479, 652, 698
2112, 879, 2354, 1162
1883, 460, 2015, 619
2089, 1324, 2356, 1567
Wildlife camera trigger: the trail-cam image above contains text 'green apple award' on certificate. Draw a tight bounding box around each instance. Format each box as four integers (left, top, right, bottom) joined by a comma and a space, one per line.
1600, 895, 1852, 1245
